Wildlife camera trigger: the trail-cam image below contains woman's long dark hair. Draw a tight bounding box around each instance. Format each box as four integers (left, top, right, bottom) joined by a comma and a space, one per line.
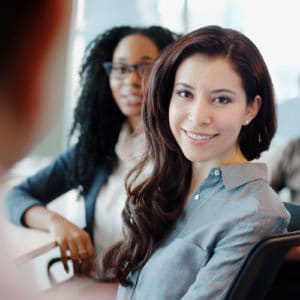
68, 26, 179, 190
99, 25, 276, 285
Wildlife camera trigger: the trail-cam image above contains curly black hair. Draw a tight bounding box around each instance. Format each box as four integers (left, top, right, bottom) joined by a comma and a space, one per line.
68, 25, 179, 190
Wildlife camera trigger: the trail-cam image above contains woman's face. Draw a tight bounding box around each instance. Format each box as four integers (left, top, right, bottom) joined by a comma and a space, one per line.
109, 34, 160, 131
168, 53, 260, 168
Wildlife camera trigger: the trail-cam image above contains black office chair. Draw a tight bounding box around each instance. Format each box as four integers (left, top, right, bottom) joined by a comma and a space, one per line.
226, 202, 300, 300
225, 231, 300, 300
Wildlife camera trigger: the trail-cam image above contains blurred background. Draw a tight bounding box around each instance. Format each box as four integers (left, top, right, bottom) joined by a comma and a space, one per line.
18, 0, 300, 161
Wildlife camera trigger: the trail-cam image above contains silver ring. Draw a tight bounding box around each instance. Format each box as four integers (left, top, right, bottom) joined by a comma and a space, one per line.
78, 258, 82, 264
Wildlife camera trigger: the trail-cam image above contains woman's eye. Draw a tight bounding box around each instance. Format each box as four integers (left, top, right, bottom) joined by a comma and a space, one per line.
112, 65, 128, 74
213, 96, 231, 104
177, 90, 193, 98
117, 66, 128, 74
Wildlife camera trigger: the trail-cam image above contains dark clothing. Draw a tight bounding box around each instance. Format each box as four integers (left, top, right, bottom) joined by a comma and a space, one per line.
271, 138, 300, 204
266, 261, 300, 299
5, 149, 110, 239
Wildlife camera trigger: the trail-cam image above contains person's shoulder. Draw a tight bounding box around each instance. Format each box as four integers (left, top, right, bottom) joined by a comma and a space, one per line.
246, 180, 289, 222
56, 146, 76, 162
229, 181, 289, 232
287, 137, 300, 150
244, 175, 279, 204
231, 172, 286, 213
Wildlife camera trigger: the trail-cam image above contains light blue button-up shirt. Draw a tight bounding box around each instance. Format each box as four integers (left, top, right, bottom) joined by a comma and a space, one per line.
117, 163, 290, 300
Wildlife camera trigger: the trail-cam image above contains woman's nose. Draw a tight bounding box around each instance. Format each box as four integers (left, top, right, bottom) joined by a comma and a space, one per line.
123, 69, 141, 86
188, 98, 211, 125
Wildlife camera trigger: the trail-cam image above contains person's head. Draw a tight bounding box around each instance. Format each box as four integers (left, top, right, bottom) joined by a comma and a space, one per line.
0, 1, 72, 173
69, 25, 178, 188
106, 32, 167, 131
145, 25, 275, 167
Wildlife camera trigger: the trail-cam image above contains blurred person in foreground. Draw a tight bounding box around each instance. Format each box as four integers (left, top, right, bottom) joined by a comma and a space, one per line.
0, 1, 72, 299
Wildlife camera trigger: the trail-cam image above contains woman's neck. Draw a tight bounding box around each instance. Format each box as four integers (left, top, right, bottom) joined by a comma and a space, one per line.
128, 116, 141, 134
191, 163, 211, 190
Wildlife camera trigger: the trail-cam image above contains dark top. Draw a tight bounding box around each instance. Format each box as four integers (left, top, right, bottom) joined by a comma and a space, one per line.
271, 138, 300, 204
5, 149, 110, 239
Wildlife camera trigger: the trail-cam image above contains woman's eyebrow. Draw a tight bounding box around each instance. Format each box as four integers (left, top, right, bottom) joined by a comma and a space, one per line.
174, 82, 195, 90
113, 56, 155, 63
211, 88, 237, 95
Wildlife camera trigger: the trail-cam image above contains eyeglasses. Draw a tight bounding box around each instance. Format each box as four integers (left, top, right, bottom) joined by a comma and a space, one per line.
102, 62, 153, 79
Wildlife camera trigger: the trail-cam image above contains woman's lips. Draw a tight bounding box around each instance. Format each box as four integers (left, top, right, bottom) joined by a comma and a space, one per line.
121, 94, 143, 105
183, 129, 218, 145
185, 131, 216, 140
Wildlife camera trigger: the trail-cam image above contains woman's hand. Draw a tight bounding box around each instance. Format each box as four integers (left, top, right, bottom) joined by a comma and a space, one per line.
48, 213, 95, 276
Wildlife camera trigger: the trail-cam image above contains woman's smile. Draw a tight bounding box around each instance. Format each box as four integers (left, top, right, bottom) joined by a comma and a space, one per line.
183, 129, 218, 145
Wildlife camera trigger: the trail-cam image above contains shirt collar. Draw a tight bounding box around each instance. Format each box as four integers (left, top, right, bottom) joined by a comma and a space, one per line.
218, 162, 268, 191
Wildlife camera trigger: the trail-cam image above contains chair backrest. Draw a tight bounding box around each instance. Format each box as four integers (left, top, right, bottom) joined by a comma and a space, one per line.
284, 202, 300, 231
225, 230, 300, 300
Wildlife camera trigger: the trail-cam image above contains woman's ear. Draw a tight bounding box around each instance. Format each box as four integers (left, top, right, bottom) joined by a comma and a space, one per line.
243, 95, 262, 126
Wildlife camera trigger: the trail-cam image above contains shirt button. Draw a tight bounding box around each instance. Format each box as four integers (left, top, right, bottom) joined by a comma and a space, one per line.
194, 194, 200, 200
214, 169, 220, 176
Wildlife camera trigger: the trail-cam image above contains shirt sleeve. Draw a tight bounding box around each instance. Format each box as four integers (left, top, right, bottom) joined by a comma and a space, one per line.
181, 213, 288, 300
5, 149, 74, 226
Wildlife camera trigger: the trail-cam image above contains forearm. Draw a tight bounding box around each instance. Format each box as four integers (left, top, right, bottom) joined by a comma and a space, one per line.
6, 149, 74, 226
22, 205, 61, 232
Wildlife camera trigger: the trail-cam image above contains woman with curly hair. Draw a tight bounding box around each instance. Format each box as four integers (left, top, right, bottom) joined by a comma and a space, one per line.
99, 25, 290, 299
6, 25, 178, 277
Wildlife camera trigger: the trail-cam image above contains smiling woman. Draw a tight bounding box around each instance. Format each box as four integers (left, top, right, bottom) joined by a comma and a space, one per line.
99, 25, 289, 300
